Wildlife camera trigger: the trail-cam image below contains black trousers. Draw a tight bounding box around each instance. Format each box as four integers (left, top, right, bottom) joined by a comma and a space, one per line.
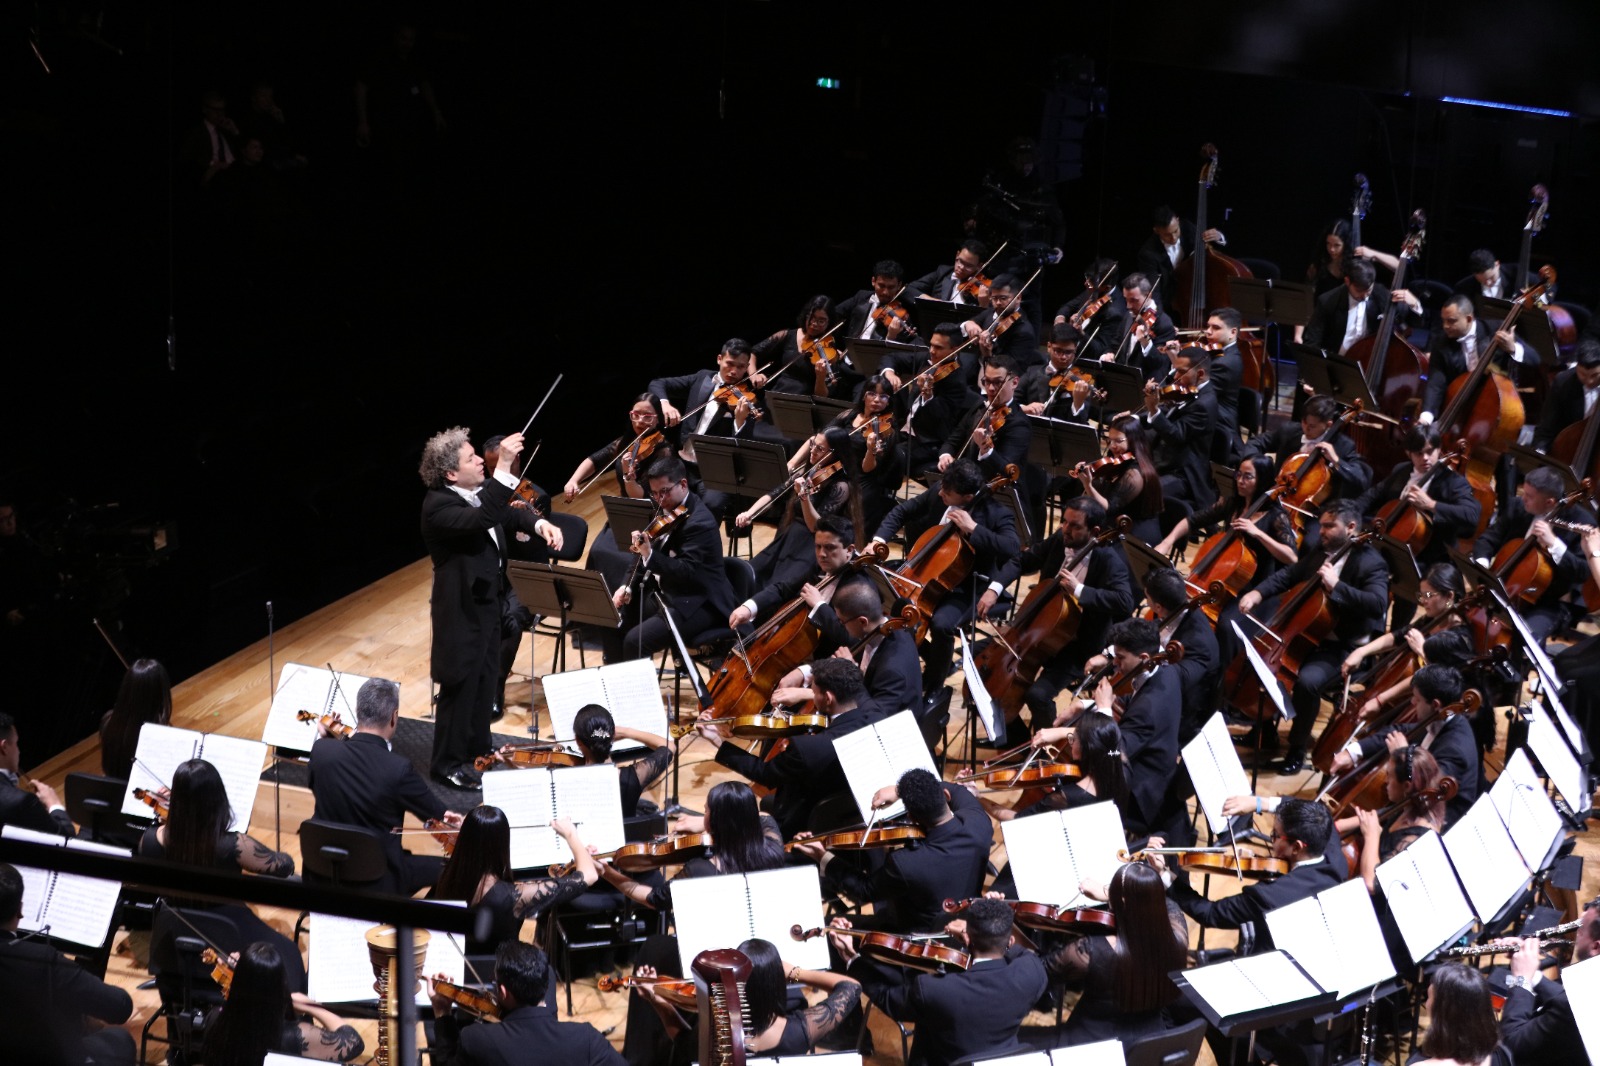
433, 634, 499, 778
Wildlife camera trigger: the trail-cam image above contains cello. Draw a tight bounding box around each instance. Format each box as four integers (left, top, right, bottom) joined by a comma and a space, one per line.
1489, 482, 1595, 606
1184, 482, 1291, 620
1345, 210, 1430, 473
1370, 439, 1468, 556
1319, 691, 1480, 819
1550, 390, 1600, 494
1273, 401, 1367, 531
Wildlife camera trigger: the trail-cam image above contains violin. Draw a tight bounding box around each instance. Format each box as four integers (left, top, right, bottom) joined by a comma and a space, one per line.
133, 787, 169, 822
800, 332, 843, 385
871, 298, 917, 337
422, 818, 458, 857
642, 504, 689, 541
861, 412, 895, 454
1069, 289, 1115, 331
711, 381, 763, 420
725, 710, 830, 739
970, 760, 1084, 792
1073, 452, 1134, 480
472, 746, 585, 772
201, 948, 234, 999
597, 974, 698, 1008
431, 978, 504, 1021
940, 898, 1116, 935
1122, 846, 1289, 880
619, 429, 665, 485
296, 709, 352, 739
1150, 382, 1199, 409
783, 823, 927, 853
956, 272, 993, 302
791, 923, 970, 973
550, 832, 713, 877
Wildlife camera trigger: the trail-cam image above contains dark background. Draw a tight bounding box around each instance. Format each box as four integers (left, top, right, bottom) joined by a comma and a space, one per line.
5, 1, 1597, 760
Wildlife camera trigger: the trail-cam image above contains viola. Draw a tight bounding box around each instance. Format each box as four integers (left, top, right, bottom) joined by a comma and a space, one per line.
201, 948, 234, 999
619, 429, 664, 485
472, 746, 585, 772
597, 974, 697, 1009
791, 923, 970, 973
431, 978, 503, 1021
861, 412, 895, 454
296, 709, 352, 739
643, 503, 689, 541
725, 710, 830, 738
133, 787, 169, 822
940, 898, 1116, 935
423, 818, 458, 857
956, 272, 993, 302
871, 298, 917, 337
1073, 452, 1134, 480
1068, 289, 1114, 331
550, 832, 713, 877
783, 824, 927, 853
1047, 365, 1107, 405
1152, 383, 1199, 409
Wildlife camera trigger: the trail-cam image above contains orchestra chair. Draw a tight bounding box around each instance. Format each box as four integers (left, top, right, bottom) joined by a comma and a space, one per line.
65, 772, 154, 849
293, 819, 393, 944
525, 512, 595, 673
915, 686, 954, 773
658, 555, 755, 689
1123, 1015, 1209, 1066
143, 903, 241, 1065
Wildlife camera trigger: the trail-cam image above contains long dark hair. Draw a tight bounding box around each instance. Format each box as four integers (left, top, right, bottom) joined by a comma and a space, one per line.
165, 759, 233, 868
1421, 963, 1502, 1062
101, 658, 172, 779
1076, 713, 1130, 815
705, 782, 784, 875
1108, 862, 1186, 1013
783, 424, 864, 543
572, 704, 615, 763
737, 938, 789, 1032
1110, 416, 1162, 518
433, 805, 513, 902
1311, 218, 1353, 271
199, 941, 293, 1066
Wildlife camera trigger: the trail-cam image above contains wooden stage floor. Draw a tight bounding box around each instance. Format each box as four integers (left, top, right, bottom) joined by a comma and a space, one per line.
27, 480, 1600, 1064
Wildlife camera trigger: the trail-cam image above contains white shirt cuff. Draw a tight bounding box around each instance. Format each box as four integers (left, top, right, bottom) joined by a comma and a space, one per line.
492, 467, 518, 489
740, 598, 758, 616
987, 581, 1004, 595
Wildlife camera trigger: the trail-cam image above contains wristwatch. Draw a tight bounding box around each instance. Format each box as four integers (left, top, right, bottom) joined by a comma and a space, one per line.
1504, 974, 1533, 991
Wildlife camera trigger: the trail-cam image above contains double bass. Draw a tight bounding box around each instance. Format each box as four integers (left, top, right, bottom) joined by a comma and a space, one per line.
1345, 210, 1430, 472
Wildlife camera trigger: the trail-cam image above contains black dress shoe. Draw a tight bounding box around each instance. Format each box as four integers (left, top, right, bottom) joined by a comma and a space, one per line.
1275, 750, 1307, 775
434, 769, 481, 790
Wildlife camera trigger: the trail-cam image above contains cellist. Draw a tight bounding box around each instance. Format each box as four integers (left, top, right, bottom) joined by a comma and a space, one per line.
757, 575, 923, 713
1243, 396, 1373, 544
1229, 499, 1389, 775
1530, 337, 1600, 453
1471, 466, 1597, 644
1417, 294, 1535, 425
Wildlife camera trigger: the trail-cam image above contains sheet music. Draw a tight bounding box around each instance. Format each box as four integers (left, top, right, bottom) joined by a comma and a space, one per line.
1184, 712, 1252, 835
1231, 620, 1290, 720
120, 723, 266, 832
541, 658, 667, 753
1265, 878, 1394, 998
831, 710, 938, 821
306, 910, 464, 1006
1374, 829, 1475, 963
1181, 950, 1324, 1019
1558, 952, 1600, 1066
1526, 704, 1589, 814
480, 764, 625, 869
1491, 748, 1565, 873
1051, 1042, 1127, 1066
670, 866, 830, 975
1004, 801, 1127, 909
263, 662, 383, 750
1443, 794, 1531, 922
757, 1055, 863, 1066
2, 826, 129, 947
959, 632, 1004, 741
264, 1055, 316, 1065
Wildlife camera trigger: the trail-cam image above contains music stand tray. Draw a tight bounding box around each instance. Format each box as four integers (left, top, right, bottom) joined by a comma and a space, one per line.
1292, 346, 1382, 412
1228, 277, 1316, 328
508, 563, 621, 630
1122, 536, 1173, 589
1025, 416, 1101, 477
601, 496, 657, 550
1211, 461, 1239, 501
765, 393, 853, 442
1481, 296, 1560, 368
911, 297, 982, 340
846, 337, 927, 378
1091, 361, 1146, 418
1506, 442, 1586, 491
687, 435, 792, 498
1375, 536, 1423, 605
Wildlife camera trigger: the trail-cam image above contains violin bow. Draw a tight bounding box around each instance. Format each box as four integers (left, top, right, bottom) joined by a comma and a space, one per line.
518, 374, 565, 438
1114, 278, 1162, 360
575, 424, 660, 497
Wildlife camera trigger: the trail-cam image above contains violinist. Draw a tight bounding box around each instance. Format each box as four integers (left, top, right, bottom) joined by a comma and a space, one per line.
1327, 665, 1480, 828
938, 352, 1031, 481
728, 515, 856, 629
963, 273, 1040, 368
428, 806, 599, 955
873, 459, 1019, 695
1016, 324, 1091, 422
570, 704, 672, 818
835, 897, 1048, 1066
1139, 567, 1220, 742
1136, 205, 1226, 317
1418, 295, 1534, 425
1339, 564, 1471, 718
0, 712, 73, 837
1072, 416, 1163, 544
1197, 307, 1248, 462
1472, 466, 1597, 643
899, 323, 978, 479
647, 338, 766, 516
1037, 618, 1181, 837
753, 294, 849, 399
1152, 456, 1299, 587
601, 454, 738, 664
1355, 427, 1481, 592
1302, 256, 1420, 358
561, 392, 664, 503
736, 427, 864, 588
775, 576, 922, 712
796, 767, 993, 934
1243, 395, 1373, 538
838, 258, 915, 341
199, 942, 364, 1064
1338, 745, 1447, 894
975, 710, 1129, 825
429, 942, 625, 1066
909, 237, 991, 305
1530, 336, 1600, 453
832, 373, 903, 534
1108, 273, 1178, 379
702, 658, 887, 839
1139, 345, 1219, 510
1046, 862, 1190, 1049
1232, 500, 1389, 775
976, 497, 1134, 743
1052, 257, 1123, 359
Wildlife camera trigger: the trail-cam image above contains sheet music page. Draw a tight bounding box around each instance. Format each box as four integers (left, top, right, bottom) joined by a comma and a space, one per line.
121, 722, 200, 819
671, 866, 829, 975
264, 1055, 316, 1065
1558, 952, 1600, 1066
194, 732, 270, 833
1231, 621, 1290, 720
1443, 795, 1530, 922
1526, 705, 1589, 814
1266, 879, 1393, 998
307, 911, 464, 1006
263, 663, 383, 751
1, 825, 58, 929
29, 863, 124, 947
1374, 829, 1475, 963
550, 763, 627, 861
1050, 1040, 1128, 1066
1183, 712, 1252, 835
545, 663, 664, 752
760, 1055, 864, 1066
1181, 951, 1322, 1019
832, 710, 937, 821
958, 1056, 1045, 1066
1490, 749, 1565, 873
959, 632, 1004, 741
1005, 801, 1127, 909
479, 768, 558, 869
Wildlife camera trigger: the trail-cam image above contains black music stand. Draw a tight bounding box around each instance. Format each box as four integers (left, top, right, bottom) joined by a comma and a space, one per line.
1211, 461, 1239, 501
1481, 296, 1562, 368
765, 393, 853, 442
601, 495, 657, 550
1292, 346, 1383, 413
1506, 443, 1587, 492
1230, 277, 1315, 415
911, 297, 983, 339
846, 337, 926, 378
1092, 361, 1146, 418
1024, 416, 1101, 479
1172, 952, 1337, 1041
651, 586, 707, 818
687, 435, 791, 499
507, 563, 620, 675
1375, 536, 1424, 606
1122, 536, 1173, 590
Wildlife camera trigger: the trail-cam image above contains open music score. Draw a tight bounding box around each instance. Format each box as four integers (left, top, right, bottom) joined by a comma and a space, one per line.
970, 1042, 1126, 1066
2, 825, 129, 948
122, 723, 267, 833
1002, 800, 1126, 910
1264, 878, 1394, 999
670, 866, 830, 977
831, 710, 940, 822
1183, 712, 1253, 835
478, 763, 625, 869
307, 909, 464, 1007
264, 663, 386, 751
539, 658, 668, 754
1375, 829, 1475, 964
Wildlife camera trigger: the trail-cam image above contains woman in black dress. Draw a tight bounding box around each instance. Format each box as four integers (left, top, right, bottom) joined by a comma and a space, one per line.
571, 703, 671, 818
429, 805, 599, 954
832, 373, 904, 536
199, 942, 364, 1065
98, 657, 171, 781
753, 295, 846, 398
977, 711, 1130, 824
1341, 745, 1446, 894
1153, 455, 1299, 589
1073, 416, 1163, 544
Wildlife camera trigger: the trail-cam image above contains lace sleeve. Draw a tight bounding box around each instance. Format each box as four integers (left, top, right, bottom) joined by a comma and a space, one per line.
296, 1021, 365, 1062
1044, 935, 1093, 987
230, 833, 296, 878
628, 744, 673, 795
796, 982, 863, 1049
512, 870, 589, 919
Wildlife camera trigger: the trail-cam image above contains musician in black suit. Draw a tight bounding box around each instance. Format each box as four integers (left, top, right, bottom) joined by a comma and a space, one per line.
1418, 294, 1534, 422
894, 324, 980, 479
1135, 205, 1227, 318
702, 658, 886, 839
1531, 338, 1600, 452
1139, 346, 1219, 510
1052, 257, 1124, 360
962, 274, 1041, 369
1016, 324, 1095, 423
1454, 248, 1521, 305
1498, 899, 1599, 1065
808, 576, 923, 712
837, 897, 1048, 1066
938, 353, 1032, 481
874, 459, 1020, 695
908, 238, 990, 306
1244, 395, 1374, 532
0, 713, 74, 837
1102, 272, 1178, 378
647, 339, 770, 518
419, 427, 552, 787
0, 863, 136, 1066
1301, 256, 1420, 357
728, 516, 857, 629
1138, 567, 1220, 742
430, 941, 623, 1066
1472, 466, 1598, 644
1236, 499, 1389, 775
839, 259, 917, 343
308, 679, 465, 894
977, 496, 1135, 741
1198, 307, 1249, 460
